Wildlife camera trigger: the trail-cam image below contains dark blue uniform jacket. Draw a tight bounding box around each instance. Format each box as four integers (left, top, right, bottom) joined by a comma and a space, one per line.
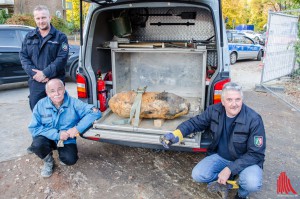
177, 103, 266, 175
19, 24, 69, 80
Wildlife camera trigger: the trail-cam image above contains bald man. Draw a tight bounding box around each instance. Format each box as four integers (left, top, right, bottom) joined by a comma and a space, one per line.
28, 79, 101, 177
20, 5, 69, 154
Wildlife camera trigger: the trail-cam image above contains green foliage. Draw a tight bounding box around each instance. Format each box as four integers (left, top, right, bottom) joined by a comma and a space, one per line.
223, 0, 248, 29
291, 67, 300, 78
248, 0, 268, 31
51, 16, 71, 34
222, 0, 300, 31
295, 22, 300, 71
0, 9, 11, 24
5, 14, 71, 34
5, 14, 35, 26
66, 0, 90, 32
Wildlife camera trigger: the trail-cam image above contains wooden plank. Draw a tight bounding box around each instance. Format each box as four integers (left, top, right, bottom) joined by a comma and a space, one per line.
154, 119, 165, 127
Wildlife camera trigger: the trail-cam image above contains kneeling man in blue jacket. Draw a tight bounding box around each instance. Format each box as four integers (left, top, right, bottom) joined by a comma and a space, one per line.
161, 82, 266, 199
28, 78, 101, 177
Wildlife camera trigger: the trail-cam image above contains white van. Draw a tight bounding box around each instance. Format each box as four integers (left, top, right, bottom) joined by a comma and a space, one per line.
77, 0, 230, 152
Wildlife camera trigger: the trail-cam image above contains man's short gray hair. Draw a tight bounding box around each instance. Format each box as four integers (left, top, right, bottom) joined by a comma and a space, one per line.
221, 82, 243, 99
45, 79, 64, 92
33, 5, 50, 15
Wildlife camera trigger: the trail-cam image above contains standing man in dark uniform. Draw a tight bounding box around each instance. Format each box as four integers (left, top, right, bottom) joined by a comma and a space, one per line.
20, 5, 69, 153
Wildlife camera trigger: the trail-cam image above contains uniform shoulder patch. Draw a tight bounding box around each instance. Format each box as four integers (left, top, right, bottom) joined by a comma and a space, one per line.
254, 136, 263, 147
62, 42, 68, 51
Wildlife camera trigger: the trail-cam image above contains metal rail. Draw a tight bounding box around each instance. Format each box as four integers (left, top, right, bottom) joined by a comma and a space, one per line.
261, 83, 300, 112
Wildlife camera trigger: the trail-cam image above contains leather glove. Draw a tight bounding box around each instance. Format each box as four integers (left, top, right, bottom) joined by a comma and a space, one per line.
160, 129, 183, 148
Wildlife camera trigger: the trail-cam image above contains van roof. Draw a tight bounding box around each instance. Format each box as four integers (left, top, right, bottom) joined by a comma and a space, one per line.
82, 0, 218, 3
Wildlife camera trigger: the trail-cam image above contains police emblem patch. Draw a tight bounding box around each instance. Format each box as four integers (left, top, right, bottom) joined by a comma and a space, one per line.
254, 136, 263, 147
62, 42, 68, 51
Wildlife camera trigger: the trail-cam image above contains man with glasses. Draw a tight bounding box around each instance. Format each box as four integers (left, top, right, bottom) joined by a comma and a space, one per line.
28, 79, 101, 178
161, 82, 266, 199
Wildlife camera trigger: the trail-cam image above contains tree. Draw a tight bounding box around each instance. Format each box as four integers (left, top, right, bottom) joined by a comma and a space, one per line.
222, 0, 297, 31
0, 9, 10, 24
248, 0, 268, 31
222, 0, 248, 29
66, 0, 90, 32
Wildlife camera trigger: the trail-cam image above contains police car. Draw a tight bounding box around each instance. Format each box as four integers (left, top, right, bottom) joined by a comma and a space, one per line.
228, 33, 264, 64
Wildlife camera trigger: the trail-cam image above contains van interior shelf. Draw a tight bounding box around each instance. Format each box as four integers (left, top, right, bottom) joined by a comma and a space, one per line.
97, 41, 201, 49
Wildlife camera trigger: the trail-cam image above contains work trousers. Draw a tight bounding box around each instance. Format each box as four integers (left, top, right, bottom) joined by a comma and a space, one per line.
191, 153, 263, 198
28, 79, 47, 111
31, 135, 78, 165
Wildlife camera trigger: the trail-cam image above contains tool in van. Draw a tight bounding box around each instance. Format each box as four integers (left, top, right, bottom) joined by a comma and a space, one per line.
134, 11, 197, 19
150, 22, 195, 26
207, 180, 239, 199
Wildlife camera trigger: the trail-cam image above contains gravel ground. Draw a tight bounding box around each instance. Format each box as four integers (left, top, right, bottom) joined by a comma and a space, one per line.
0, 60, 299, 199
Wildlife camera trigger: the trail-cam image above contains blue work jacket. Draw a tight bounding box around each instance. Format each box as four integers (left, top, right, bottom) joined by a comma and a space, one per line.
20, 24, 69, 80
177, 103, 266, 175
28, 92, 101, 145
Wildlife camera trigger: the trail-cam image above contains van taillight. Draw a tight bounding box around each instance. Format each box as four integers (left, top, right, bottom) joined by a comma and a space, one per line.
76, 74, 87, 98
213, 78, 231, 104
192, 148, 207, 152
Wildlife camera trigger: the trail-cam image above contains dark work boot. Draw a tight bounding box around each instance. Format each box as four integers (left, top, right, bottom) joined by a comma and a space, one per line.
26, 145, 34, 154
41, 153, 54, 178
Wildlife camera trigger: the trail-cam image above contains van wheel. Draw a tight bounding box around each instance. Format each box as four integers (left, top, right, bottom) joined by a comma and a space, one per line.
257, 50, 262, 61
70, 61, 78, 82
230, 52, 237, 64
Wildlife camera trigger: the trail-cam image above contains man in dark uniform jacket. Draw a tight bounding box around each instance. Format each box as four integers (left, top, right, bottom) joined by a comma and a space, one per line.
161, 82, 266, 199
20, 5, 69, 153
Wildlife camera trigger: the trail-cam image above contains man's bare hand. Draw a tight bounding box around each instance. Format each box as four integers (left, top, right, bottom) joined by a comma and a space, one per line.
60, 130, 69, 140
67, 127, 79, 138
42, 77, 49, 83
217, 167, 231, 185
32, 69, 46, 82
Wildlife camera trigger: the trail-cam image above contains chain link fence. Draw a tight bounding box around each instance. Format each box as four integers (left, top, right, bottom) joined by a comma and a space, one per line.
260, 9, 300, 112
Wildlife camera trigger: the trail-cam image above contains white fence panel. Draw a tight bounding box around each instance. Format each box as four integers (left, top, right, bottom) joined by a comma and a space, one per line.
261, 12, 299, 83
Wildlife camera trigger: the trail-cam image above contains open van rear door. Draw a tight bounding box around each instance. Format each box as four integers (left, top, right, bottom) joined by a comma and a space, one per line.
79, 0, 224, 48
